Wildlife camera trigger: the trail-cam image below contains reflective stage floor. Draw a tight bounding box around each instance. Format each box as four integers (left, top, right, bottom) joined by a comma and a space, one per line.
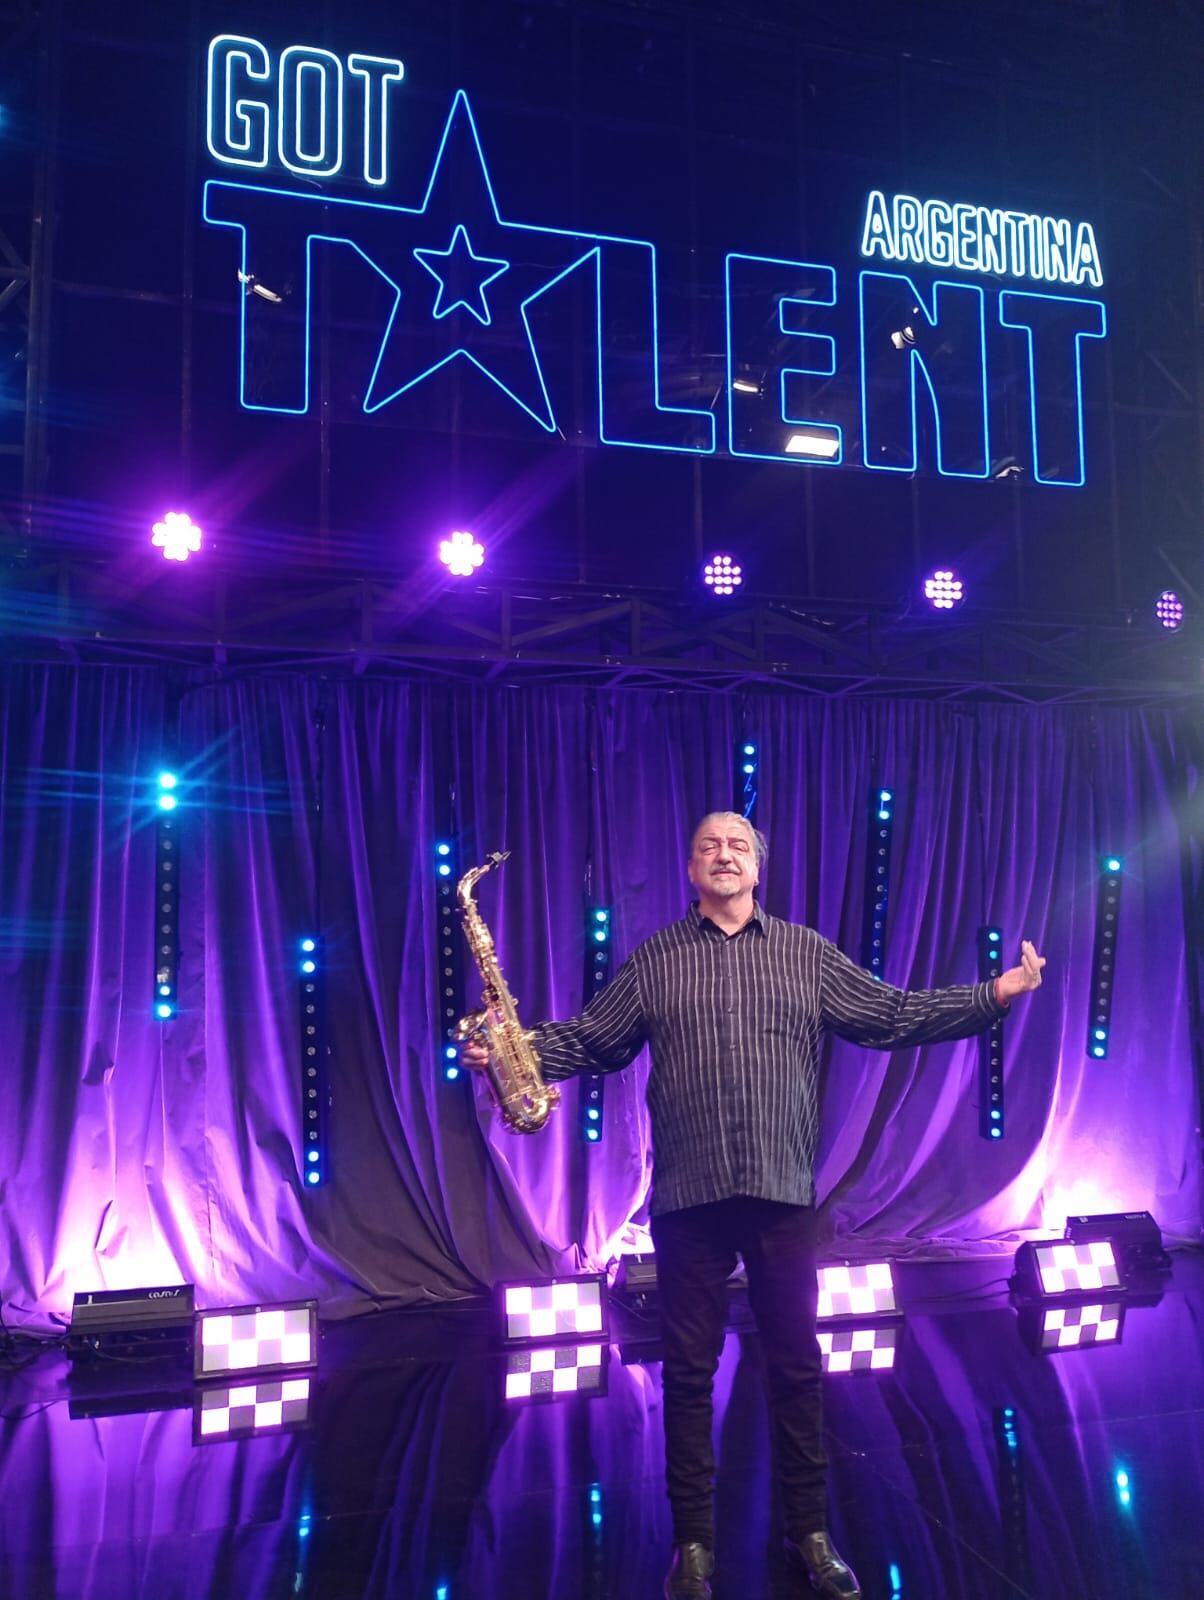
2, 1253, 1202, 1599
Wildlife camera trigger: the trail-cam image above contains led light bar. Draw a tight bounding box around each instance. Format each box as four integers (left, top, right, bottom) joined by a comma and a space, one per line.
194, 1299, 318, 1380
818, 1325, 899, 1374
194, 1376, 313, 1441
862, 788, 894, 979
503, 1342, 608, 1402
816, 1262, 898, 1321
435, 839, 464, 1081
978, 925, 1005, 1139
581, 907, 610, 1143
499, 1274, 608, 1345
1087, 855, 1122, 1059
737, 740, 758, 822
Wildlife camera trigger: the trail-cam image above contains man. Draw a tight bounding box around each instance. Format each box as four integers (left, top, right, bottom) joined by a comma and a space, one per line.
463, 811, 1045, 1599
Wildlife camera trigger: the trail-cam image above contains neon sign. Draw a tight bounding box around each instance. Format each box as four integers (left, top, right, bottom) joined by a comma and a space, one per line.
860, 191, 1104, 289
203, 36, 1108, 487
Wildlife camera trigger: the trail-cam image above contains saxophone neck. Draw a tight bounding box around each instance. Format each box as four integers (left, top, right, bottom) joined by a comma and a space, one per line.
456, 850, 510, 913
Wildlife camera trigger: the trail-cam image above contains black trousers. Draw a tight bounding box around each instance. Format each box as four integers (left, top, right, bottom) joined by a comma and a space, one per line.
650, 1196, 826, 1547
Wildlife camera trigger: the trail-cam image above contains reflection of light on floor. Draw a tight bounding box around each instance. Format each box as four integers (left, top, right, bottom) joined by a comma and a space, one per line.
818, 1325, 897, 1373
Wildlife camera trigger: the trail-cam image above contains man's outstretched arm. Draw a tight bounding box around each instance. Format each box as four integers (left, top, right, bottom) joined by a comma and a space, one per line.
820, 937, 1045, 1049
461, 954, 648, 1080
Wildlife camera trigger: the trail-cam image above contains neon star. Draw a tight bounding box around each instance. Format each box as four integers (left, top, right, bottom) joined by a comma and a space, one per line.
414, 224, 509, 325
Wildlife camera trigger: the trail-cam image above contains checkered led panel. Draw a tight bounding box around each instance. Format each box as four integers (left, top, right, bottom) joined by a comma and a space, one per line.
196, 1302, 317, 1377
502, 1277, 606, 1343
816, 1263, 897, 1321
1042, 1302, 1123, 1350
504, 1343, 606, 1401
1035, 1241, 1120, 1296
195, 1377, 312, 1440
818, 1326, 899, 1374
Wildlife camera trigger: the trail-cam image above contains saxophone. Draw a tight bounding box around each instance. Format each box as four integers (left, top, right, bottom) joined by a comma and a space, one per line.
453, 851, 560, 1135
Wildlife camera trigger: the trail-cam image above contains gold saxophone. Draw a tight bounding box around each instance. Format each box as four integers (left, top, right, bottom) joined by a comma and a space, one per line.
453, 851, 560, 1135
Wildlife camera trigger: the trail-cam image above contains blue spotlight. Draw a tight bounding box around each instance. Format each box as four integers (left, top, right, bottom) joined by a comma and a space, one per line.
300, 937, 316, 954
156, 1001, 174, 1020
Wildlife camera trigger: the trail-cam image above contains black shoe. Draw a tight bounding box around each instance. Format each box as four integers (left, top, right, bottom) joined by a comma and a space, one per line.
784, 1531, 861, 1598
664, 1541, 715, 1599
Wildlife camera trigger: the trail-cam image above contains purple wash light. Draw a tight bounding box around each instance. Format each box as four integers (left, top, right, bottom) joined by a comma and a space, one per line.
500, 1274, 607, 1344
816, 1262, 897, 1321
439, 530, 485, 576
1155, 591, 1184, 630
151, 512, 202, 562
703, 554, 743, 596
923, 568, 963, 609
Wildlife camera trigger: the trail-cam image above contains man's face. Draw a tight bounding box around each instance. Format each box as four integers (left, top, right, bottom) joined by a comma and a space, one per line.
687, 816, 759, 901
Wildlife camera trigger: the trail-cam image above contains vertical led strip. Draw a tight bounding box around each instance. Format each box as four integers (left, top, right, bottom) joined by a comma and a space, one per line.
862, 787, 894, 978
299, 938, 328, 1186
581, 907, 610, 1143
435, 840, 464, 1081
978, 926, 1005, 1139
154, 772, 180, 1019
1088, 855, 1122, 1059
737, 740, 758, 822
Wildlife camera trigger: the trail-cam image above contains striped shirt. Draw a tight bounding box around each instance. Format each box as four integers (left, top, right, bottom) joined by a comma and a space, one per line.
534, 901, 1007, 1216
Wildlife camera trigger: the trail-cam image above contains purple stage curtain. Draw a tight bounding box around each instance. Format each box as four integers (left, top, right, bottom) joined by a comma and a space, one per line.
0, 665, 1199, 1324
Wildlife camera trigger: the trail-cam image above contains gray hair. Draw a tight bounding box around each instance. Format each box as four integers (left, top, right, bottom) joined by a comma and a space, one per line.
690, 811, 768, 869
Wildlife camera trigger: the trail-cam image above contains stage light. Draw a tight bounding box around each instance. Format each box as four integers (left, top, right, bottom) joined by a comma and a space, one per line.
862, 787, 894, 980
68, 1284, 196, 1362
237, 269, 285, 305
582, 906, 611, 1143
299, 937, 327, 1186
195, 1376, 312, 1441
785, 431, 841, 458
889, 325, 916, 351
503, 1342, 608, 1402
1114, 1467, 1133, 1510
978, 925, 1005, 1140
1087, 855, 1122, 1060
703, 554, 742, 597
1155, 591, 1183, 631
154, 786, 180, 1020
435, 838, 465, 1086
1065, 1210, 1171, 1280
923, 568, 964, 609
439, 530, 485, 576
735, 738, 758, 822
1012, 1239, 1121, 1298
817, 1262, 898, 1321
499, 1274, 608, 1345
195, 1299, 318, 1379
151, 511, 202, 562
818, 1325, 899, 1373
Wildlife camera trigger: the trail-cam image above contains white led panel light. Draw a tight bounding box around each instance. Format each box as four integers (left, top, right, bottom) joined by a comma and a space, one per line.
816, 1262, 897, 1321
195, 1299, 318, 1379
500, 1274, 608, 1345
1041, 1302, 1124, 1351
1035, 1241, 1119, 1296
503, 1342, 607, 1402
194, 1376, 312, 1442
818, 1325, 899, 1374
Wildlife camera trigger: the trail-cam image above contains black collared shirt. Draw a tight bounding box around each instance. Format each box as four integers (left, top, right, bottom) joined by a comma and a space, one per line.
534, 901, 1006, 1215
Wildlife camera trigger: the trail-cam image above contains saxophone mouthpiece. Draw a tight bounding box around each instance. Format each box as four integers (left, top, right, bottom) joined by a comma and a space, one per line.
488, 850, 511, 867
